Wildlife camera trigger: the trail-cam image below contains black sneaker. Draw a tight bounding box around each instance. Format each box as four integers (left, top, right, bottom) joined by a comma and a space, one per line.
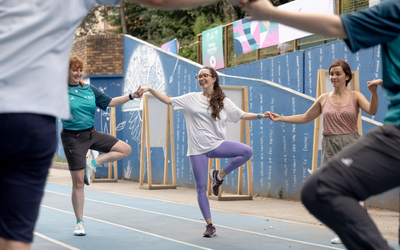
209, 170, 223, 196
203, 223, 216, 237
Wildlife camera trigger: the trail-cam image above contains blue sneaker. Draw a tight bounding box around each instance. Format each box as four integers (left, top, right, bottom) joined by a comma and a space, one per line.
84, 158, 96, 185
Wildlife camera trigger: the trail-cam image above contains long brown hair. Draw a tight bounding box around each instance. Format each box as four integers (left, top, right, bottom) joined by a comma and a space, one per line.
202, 67, 226, 120
69, 56, 84, 87
329, 59, 352, 87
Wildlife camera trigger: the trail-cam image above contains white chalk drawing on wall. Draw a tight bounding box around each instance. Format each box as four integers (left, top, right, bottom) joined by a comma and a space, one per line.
123, 45, 167, 143
124, 160, 132, 179
99, 107, 110, 135
169, 59, 179, 83
116, 121, 126, 131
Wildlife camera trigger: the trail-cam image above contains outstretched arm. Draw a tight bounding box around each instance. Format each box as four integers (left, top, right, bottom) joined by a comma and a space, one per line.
240, 111, 269, 120
124, 0, 242, 10
243, 0, 347, 38
267, 97, 323, 124
141, 87, 172, 105
108, 85, 143, 107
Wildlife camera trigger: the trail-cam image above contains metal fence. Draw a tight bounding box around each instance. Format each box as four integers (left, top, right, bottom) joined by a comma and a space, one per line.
196, 0, 382, 67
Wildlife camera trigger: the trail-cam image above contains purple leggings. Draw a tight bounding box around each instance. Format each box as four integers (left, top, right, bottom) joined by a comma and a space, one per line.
189, 141, 253, 220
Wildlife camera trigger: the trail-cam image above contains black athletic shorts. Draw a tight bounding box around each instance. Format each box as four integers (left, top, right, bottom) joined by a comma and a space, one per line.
61, 127, 119, 171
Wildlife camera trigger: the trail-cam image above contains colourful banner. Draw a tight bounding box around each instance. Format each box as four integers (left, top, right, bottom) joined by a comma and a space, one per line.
202, 25, 224, 70
233, 19, 279, 56
161, 38, 179, 54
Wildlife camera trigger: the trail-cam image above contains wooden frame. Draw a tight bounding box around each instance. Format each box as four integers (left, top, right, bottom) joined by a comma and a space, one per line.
139, 95, 177, 189
311, 70, 362, 173
92, 107, 118, 183
207, 86, 253, 201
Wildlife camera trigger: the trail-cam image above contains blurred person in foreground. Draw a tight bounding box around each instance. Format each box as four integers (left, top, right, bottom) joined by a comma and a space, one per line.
242, 0, 400, 249
0, 0, 243, 249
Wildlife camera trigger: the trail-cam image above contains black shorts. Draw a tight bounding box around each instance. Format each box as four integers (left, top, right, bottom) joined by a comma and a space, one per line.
0, 113, 57, 243
61, 127, 119, 171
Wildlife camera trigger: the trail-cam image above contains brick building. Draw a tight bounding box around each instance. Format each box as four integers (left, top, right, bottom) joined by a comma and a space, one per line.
71, 34, 124, 76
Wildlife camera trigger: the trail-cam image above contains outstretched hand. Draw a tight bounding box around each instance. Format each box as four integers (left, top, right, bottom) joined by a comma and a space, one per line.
139, 87, 152, 94
260, 111, 270, 119
266, 111, 281, 122
242, 0, 275, 21
131, 85, 143, 99
367, 79, 382, 93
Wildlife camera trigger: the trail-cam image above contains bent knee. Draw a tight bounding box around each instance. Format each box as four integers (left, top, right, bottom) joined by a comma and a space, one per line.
117, 142, 131, 158
243, 146, 253, 159
123, 144, 132, 158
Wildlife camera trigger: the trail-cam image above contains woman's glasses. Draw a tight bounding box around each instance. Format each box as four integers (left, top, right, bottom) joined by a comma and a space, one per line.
195, 73, 211, 79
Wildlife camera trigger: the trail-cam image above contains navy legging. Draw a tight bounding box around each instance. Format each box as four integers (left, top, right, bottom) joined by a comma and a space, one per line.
189, 141, 253, 220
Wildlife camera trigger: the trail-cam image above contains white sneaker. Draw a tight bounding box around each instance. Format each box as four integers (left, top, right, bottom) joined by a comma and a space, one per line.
74, 222, 86, 236
331, 235, 342, 244
84, 158, 96, 185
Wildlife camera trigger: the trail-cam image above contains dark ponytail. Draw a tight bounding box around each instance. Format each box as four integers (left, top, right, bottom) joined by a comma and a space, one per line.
202, 67, 226, 120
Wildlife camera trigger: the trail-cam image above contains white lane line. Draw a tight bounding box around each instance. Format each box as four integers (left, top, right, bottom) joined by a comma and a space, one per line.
40, 205, 213, 250
44, 190, 342, 250
33, 232, 80, 250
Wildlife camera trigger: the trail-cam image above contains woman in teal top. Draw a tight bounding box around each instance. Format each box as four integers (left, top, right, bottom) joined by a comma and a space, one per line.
61, 56, 142, 237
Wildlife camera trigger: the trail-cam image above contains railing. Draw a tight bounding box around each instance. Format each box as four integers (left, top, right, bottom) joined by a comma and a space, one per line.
196, 0, 381, 68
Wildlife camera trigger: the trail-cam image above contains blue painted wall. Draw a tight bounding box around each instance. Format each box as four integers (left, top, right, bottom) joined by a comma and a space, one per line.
56, 36, 397, 210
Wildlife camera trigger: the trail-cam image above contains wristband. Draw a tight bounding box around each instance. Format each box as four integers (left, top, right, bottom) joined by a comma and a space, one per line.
257, 114, 261, 120
129, 93, 133, 100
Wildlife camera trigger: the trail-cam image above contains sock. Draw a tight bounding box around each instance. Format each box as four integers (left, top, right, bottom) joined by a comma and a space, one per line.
217, 172, 223, 181
77, 220, 84, 224
91, 159, 98, 168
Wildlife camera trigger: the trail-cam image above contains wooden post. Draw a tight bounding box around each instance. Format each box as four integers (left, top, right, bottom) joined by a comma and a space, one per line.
197, 34, 202, 64
169, 105, 177, 186
243, 87, 253, 197
224, 25, 229, 68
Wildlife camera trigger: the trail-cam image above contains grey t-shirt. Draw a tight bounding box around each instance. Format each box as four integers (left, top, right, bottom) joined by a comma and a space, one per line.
0, 0, 120, 119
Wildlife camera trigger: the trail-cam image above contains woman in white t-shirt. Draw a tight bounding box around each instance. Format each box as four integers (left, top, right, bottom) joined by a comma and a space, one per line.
140, 67, 268, 238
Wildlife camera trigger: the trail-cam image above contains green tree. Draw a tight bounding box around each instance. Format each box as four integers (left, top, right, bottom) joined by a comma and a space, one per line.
107, 1, 244, 61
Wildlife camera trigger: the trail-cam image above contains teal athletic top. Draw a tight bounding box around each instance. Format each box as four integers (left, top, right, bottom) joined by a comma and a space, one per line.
341, 0, 400, 125
62, 84, 112, 131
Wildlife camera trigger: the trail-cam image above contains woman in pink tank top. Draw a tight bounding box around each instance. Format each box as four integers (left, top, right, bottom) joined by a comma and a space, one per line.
266, 59, 382, 244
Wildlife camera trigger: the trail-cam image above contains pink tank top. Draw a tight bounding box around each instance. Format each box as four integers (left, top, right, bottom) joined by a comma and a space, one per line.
322, 92, 359, 135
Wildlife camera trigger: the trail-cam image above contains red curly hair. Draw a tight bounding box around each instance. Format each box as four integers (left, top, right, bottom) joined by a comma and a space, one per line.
69, 56, 84, 87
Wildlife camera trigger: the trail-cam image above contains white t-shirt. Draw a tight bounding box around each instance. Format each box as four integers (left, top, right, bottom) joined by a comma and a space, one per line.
170, 92, 245, 156
0, 0, 120, 119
